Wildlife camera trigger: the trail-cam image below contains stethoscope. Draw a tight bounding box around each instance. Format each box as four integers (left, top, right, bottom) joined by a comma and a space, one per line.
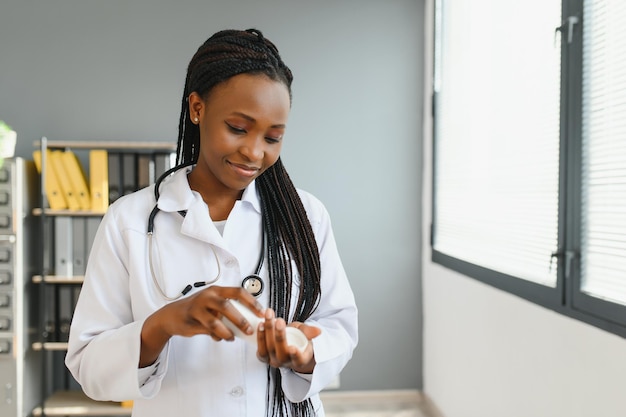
147, 162, 265, 301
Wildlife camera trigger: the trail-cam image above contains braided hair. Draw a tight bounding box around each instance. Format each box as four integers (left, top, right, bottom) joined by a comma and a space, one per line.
176, 29, 321, 417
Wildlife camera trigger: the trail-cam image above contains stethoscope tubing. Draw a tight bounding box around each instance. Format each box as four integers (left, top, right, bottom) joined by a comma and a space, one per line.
147, 162, 266, 300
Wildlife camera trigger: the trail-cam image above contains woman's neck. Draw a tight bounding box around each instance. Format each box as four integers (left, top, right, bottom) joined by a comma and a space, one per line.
187, 170, 243, 221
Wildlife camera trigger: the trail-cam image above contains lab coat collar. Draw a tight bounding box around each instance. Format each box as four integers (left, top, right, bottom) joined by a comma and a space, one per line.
155, 166, 195, 213
240, 180, 261, 214
156, 165, 262, 215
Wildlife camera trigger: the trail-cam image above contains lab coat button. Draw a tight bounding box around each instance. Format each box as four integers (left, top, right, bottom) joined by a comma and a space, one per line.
230, 386, 244, 397
225, 258, 237, 267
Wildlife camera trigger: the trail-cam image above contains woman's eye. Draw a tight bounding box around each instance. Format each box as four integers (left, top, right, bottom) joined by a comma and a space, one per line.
226, 123, 246, 134
265, 137, 281, 144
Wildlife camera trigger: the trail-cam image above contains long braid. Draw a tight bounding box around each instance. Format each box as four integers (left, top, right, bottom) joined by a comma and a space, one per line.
257, 159, 321, 322
175, 29, 320, 417
258, 159, 320, 417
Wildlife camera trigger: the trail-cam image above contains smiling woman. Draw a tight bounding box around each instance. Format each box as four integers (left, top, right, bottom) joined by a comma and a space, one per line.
187, 73, 291, 217
65, 28, 358, 417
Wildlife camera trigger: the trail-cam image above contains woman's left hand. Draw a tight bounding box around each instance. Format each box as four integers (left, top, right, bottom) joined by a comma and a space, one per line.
256, 308, 322, 374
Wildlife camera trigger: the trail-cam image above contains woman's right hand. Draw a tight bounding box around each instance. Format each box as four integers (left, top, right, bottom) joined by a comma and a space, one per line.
139, 286, 264, 367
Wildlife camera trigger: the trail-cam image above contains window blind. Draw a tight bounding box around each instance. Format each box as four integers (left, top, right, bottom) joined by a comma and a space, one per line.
581, 0, 626, 305
433, 0, 561, 286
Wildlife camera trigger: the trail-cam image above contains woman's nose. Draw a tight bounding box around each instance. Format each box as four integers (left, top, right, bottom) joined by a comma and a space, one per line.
239, 136, 264, 161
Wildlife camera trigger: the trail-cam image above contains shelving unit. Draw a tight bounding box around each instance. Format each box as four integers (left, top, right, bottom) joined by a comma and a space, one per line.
0, 158, 40, 417
32, 138, 176, 417
31, 391, 131, 416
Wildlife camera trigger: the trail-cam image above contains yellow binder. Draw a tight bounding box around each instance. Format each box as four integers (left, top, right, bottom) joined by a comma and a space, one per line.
32, 150, 68, 210
120, 400, 134, 408
61, 150, 91, 211
50, 150, 81, 211
89, 149, 109, 213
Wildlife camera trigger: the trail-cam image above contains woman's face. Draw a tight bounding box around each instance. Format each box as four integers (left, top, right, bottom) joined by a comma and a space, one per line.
188, 73, 291, 195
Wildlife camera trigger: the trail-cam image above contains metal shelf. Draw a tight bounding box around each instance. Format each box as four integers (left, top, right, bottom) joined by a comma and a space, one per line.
32, 275, 85, 284
31, 390, 132, 416
33, 140, 176, 151
32, 342, 68, 351
32, 208, 106, 216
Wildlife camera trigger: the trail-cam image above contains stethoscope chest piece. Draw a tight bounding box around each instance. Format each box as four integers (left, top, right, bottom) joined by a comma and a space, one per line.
242, 274, 264, 297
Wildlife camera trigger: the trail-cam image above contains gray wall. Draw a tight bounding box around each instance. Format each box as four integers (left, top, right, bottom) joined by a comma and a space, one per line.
0, 0, 425, 391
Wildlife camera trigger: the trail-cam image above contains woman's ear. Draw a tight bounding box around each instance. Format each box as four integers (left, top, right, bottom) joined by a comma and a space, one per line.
188, 92, 204, 124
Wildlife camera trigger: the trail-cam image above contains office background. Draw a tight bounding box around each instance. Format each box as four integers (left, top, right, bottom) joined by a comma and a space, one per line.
8, 2, 622, 416
0, 0, 425, 392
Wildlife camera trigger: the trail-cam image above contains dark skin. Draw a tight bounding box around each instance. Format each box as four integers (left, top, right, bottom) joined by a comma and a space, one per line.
140, 74, 322, 374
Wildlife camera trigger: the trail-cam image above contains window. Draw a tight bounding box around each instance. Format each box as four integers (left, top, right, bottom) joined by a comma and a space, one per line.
432, 0, 626, 337
576, 0, 626, 324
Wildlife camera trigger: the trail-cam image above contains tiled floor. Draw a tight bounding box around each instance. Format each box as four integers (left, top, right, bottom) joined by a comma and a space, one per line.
320, 390, 443, 417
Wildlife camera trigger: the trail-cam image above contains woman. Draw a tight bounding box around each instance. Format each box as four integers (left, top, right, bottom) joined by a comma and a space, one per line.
65, 29, 358, 417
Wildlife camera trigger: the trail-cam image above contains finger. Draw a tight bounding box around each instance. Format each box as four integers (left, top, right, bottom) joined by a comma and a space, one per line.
273, 318, 292, 364
164, 288, 237, 339
220, 300, 255, 336
291, 322, 322, 340
256, 322, 269, 363
192, 290, 253, 337
201, 315, 235, 341
183, 302, 232, 340
263, 309, 277, 358
195, 286, 251, 313
210, 286, 265, 317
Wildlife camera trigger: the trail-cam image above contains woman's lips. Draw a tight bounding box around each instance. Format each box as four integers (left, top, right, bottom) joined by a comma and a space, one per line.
229, 161, 260, 177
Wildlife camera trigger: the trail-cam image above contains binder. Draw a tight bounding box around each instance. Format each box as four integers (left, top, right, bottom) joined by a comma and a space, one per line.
61, 150, 91, 211
137, 153, 152, 190
43, 217, 54, 272
72, 217, 86, 276
50, 150, 81, 211
86, 217, 100, 258
58, 286, 73, 341
54, 216, 73, 276
154, 153, 173, 183
32, 150, 67, 209
89, 150, 109, 213
107, 152, 122, 204
122, 153, 137, 195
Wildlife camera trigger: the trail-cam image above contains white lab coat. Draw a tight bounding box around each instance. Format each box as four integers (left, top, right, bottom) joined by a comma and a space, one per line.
65, 166, 358, 417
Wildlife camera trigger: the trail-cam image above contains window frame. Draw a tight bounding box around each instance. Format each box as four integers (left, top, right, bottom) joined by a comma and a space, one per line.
431, 0, 626, 339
